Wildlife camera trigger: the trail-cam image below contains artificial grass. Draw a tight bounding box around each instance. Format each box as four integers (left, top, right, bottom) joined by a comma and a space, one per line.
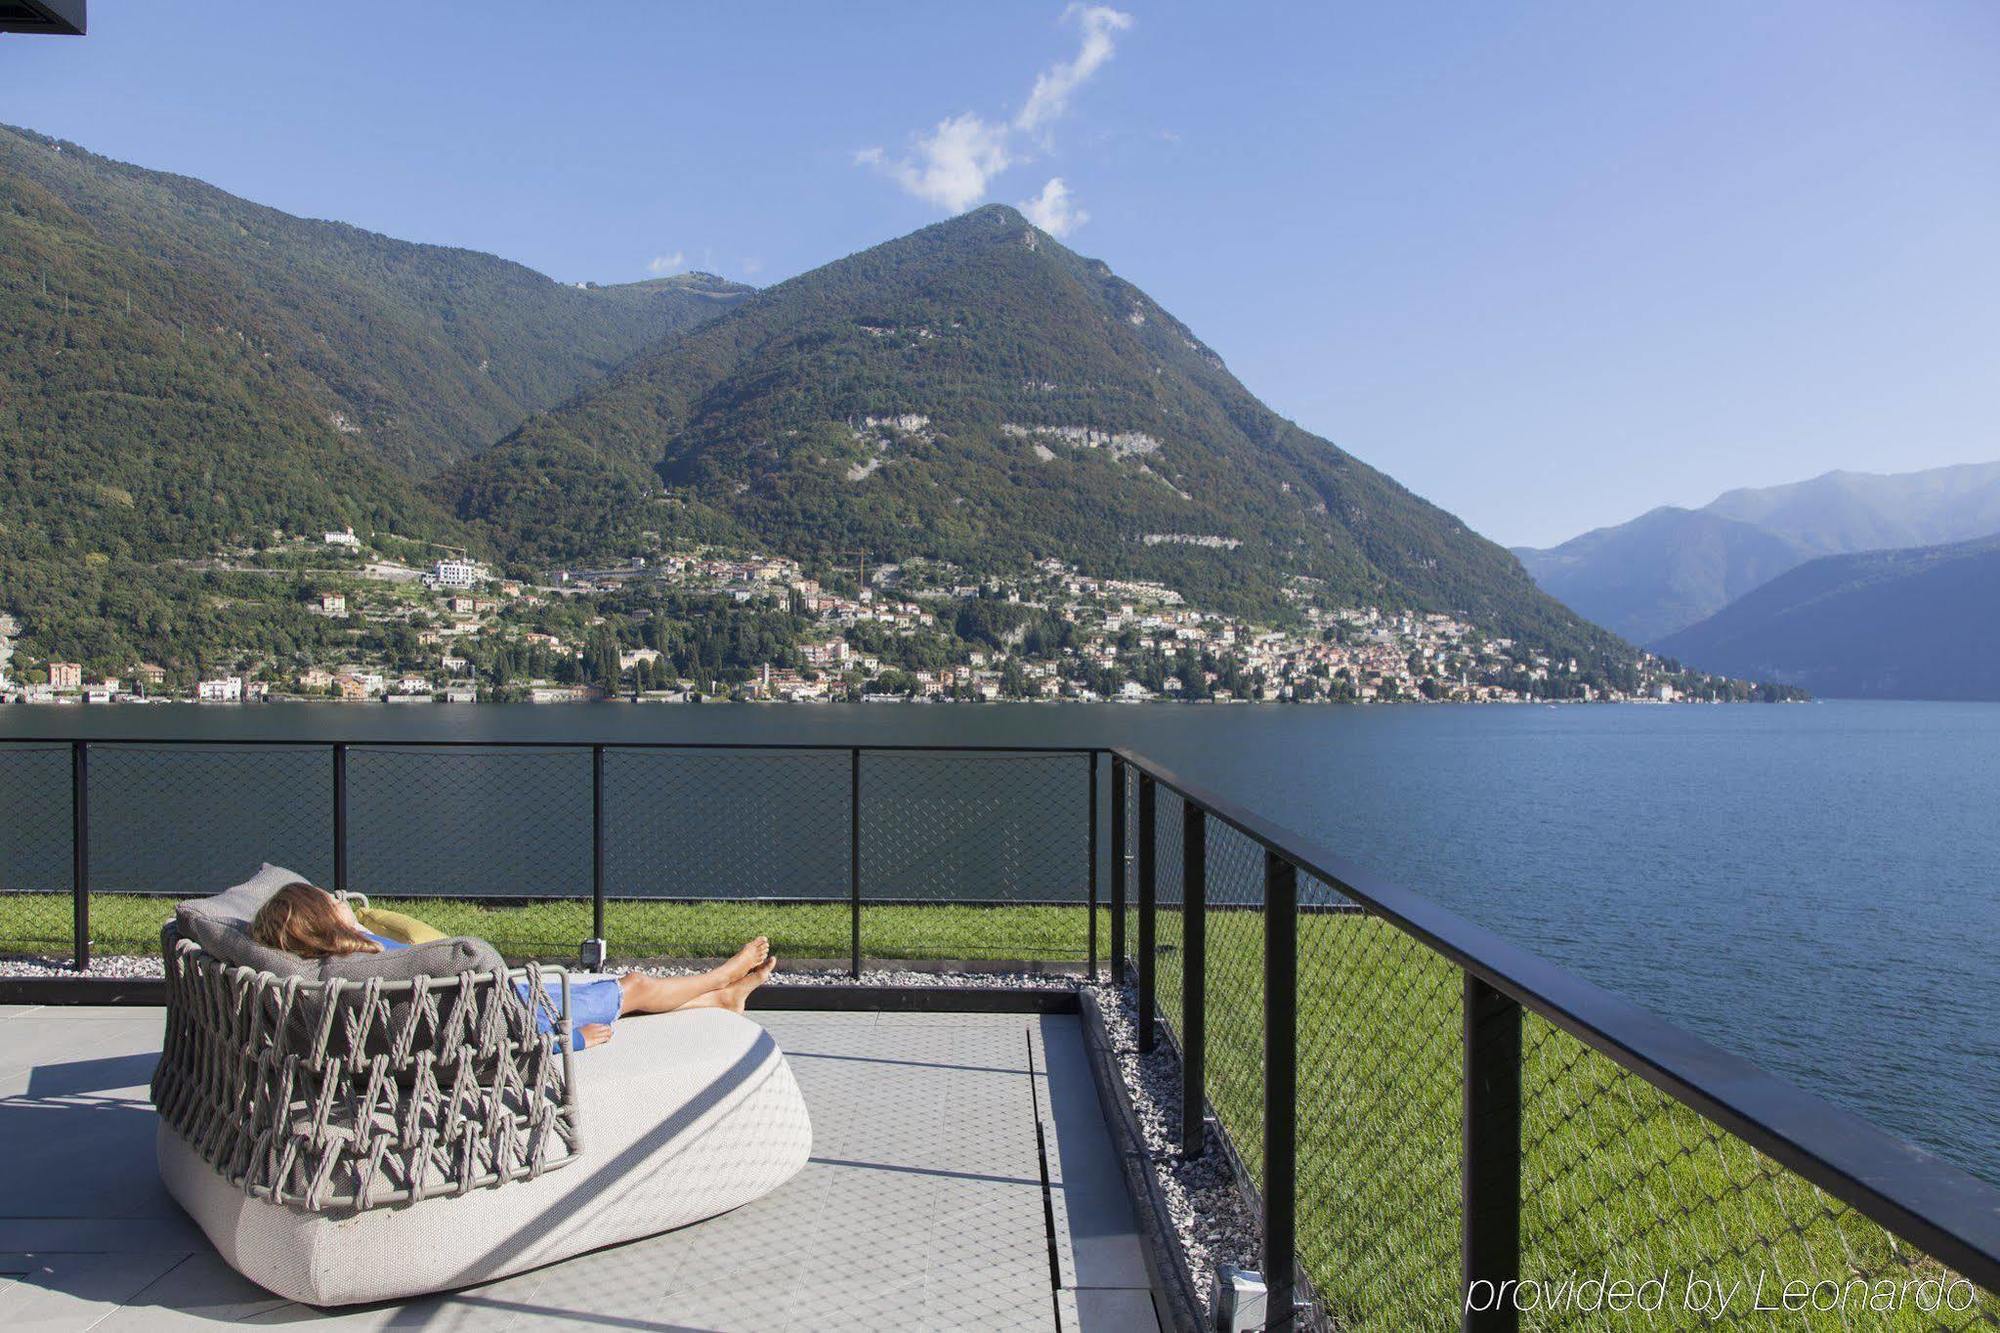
0, 892, 1107, 966
3, 893, 1989, 1327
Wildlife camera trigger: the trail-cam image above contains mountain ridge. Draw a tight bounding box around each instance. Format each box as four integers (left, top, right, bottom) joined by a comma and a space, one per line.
445, 204, 1621, 661
1655, 533, 2000, 699
1516, 459, 2000, 643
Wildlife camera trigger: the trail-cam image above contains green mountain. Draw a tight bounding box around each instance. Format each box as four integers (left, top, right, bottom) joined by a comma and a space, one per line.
444, 205, 1617, 658
0, 121, 751, 568
1517, 461, 2000, 643
1655, 534, 2000, 700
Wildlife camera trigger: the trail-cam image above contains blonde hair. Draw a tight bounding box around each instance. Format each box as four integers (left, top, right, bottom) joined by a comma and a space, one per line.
251, 882, 381, 959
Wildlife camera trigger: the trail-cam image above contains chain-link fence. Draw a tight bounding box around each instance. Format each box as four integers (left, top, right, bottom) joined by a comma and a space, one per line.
1113, 754, 2000, 1333
603, 747, 851, 965
1519, 1014, 1997, 1332
0, 741, 1104, 972
346, 745, 592, 962
1292, 875, 1461, 1328
0, 743, 75, 959
859, 751, 1093, 964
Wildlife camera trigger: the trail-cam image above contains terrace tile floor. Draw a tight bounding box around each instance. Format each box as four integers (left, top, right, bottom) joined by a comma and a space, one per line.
0, 1004, 1159, 1331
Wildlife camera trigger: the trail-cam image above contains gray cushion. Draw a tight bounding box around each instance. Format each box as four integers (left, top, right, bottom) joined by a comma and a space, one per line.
174, 862, 505, 982
318, 934, 504, 983
175, 863, 315, 978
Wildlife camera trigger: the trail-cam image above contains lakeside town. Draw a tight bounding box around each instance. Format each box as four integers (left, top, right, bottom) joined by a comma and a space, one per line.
0, 529, 1770, 707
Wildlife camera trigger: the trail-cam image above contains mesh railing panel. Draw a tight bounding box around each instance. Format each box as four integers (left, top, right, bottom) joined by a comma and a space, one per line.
1520, 1013, 1999, 1330
89, 744, 333, 894
601, 748, 850, 964
1119, 768, 1139, 980
347, 747, 590, 961
1294, 878, 1464, 1330
1153, 793, 1186, 1042
1201, 818, 1268, 1190
67, 745, 331, 958
859, 752, 1091, 963
0, 744, 75, 958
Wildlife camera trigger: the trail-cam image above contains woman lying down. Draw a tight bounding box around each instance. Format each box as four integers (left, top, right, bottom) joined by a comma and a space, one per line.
250, 881, 777, 1049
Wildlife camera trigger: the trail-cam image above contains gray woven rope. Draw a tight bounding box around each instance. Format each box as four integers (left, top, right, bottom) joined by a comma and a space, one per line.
152, 929, 582, 1215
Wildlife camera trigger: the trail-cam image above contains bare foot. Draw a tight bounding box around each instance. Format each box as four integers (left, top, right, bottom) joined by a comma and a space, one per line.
712, 936, 770, 985
579, 1023, 614, 1049
708, 955, 777, 1014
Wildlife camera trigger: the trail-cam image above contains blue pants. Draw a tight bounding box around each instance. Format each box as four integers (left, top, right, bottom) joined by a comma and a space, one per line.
516, 975, 624, 1051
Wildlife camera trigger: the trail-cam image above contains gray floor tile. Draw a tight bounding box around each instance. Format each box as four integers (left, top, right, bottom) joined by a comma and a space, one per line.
0, 1250, 189, 1331
0, 1006, 1155, 1331
1031, 1019, 1151, 1292
1057, 1286, 1161, 1332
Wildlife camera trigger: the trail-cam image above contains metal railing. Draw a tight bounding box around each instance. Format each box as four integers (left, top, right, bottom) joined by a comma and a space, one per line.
1, 735, 1996, 1328
1110, 748, 2000, 1330
0, 738, 1102, 975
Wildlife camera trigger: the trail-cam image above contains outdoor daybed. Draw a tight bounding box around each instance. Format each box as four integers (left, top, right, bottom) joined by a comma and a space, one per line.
150, 864, 813, 1306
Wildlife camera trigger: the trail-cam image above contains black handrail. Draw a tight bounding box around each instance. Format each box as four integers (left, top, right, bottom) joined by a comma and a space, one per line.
1110, 744, 2000, 1304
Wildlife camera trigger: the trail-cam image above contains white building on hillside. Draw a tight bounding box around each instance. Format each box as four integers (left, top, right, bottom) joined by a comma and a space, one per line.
426, 559, 485, 590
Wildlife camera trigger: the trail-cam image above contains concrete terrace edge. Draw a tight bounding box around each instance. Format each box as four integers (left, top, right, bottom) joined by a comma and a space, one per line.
1077, 987, 1209, 1333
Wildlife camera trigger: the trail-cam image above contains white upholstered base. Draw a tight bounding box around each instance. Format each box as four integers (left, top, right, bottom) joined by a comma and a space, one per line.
159, 1007, 813, 1306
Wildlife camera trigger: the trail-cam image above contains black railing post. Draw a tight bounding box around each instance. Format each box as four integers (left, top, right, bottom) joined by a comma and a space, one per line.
1265, 850, 1299, 1331
70, 740, 88, 971
1462, 973, 1523, 1333
849, 747, 862, 979
1109, 758, 1127, 983
1182, 802, 1206, 1158
1137, 772, 1156, 1053
331, 742, 347, 896
590, 744, 607, 967
1087, 751, 1099, 981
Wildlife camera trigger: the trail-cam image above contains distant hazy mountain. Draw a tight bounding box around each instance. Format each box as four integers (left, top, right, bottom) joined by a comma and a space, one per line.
444, 204, 1620, 659
1515, 461, 2000, 643
1513, 508, 1810, 646
1705, 462, 2000, 555
1654, 534, 2000, 700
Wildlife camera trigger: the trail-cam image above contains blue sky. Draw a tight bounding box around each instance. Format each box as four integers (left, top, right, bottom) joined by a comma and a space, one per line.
4, 2, 1996, 546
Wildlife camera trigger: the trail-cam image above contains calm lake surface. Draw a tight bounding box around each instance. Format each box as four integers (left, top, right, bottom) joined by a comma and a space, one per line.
4, 698, 1995, 1184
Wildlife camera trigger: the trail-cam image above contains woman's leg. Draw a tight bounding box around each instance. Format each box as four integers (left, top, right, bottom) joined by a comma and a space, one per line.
675, 955, 778, 1014
615, 936, 770, 1016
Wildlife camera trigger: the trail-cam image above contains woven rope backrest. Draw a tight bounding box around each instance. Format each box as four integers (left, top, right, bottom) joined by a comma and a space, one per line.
152, 930, 582, 1214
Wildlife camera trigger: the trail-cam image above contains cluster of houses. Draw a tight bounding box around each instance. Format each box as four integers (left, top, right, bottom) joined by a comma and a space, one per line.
2, 530, 1704, 706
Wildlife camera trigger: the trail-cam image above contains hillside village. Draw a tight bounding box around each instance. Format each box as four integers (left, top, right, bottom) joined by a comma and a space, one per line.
0, 530, 1778, 707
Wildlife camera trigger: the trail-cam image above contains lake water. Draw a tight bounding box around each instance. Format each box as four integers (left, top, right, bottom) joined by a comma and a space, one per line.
3, 698, 1994, 1186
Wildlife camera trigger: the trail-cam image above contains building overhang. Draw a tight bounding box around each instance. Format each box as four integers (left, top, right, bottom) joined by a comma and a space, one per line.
0, 0, 85, 36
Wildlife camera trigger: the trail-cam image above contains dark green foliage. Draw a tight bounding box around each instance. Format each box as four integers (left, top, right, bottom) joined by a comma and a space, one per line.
0, 123, 747, 551
445, 205, 1624, 662
0, 122, 749, 655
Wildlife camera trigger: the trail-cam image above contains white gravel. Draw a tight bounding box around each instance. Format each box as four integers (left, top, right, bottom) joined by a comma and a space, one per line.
0, 954, 1077, 989
1093, 981, 1264, 1311
0, 954, 165, 979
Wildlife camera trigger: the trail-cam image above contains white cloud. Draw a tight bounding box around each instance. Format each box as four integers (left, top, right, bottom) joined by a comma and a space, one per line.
741, 257, 764, 277
1020, 177, 1088, 237
1016, 6, 1133, 135
646, 252, 685, 275
864, 112, 1014, 213
857, 6, 1131, 217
